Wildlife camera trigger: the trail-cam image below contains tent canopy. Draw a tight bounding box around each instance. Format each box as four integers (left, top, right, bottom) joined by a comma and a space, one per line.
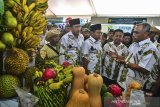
47, 0, 160, 17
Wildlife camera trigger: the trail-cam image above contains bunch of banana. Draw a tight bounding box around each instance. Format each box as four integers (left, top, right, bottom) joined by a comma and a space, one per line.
13, 25, 41, 50
5, 0, 48, 50
35, 70, 43, 78
49, 81, 63, 90
35, 0, 48, 12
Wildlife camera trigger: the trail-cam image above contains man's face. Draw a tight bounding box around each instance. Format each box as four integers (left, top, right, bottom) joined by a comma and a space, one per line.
82, 31, 90, 40
123, 36, 131, 44
133, 25, 147, 42
108, 31, 114, 39
71, 24, 81, 35
92, 30, 102, 41
65, 27, 71, 33
50, 36, 60, 44
113, 31, 123, 45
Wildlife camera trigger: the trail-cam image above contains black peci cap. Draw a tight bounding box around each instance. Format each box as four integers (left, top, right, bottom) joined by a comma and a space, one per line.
69, 18, 80, 26
90, 24, 101, 32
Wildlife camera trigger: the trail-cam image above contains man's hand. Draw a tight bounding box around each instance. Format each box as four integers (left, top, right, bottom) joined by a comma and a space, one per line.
116, 59, 126, 64
116, 55, 125, 60
108, 51, 117, 58
82, 57, 89, 74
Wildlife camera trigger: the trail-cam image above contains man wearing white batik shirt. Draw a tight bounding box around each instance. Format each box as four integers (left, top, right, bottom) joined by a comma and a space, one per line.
148, 26, 160, 86
81, 24, 102, 74
103, 29, 128, 82
117, 23, 160, 89
59, 18, 84, 65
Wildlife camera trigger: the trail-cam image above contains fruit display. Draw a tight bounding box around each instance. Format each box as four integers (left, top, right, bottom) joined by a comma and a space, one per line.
5, 47, 29, 76
0, 0, 48, 51
0, 74, 20, 98
33, 60, 74, 107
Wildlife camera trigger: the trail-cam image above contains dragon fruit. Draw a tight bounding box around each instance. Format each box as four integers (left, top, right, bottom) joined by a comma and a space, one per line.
108, 84, 122, 97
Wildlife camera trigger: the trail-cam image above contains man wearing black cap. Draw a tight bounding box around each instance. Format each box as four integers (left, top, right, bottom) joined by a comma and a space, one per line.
59, 18, 84, 65
81, 24, 102, 74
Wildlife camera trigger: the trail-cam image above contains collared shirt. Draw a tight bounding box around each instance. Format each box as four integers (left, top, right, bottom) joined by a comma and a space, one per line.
125, 38, 160, 88
81, 36, 102, 73
102, 42, 128, 81
59, 31, 84, 65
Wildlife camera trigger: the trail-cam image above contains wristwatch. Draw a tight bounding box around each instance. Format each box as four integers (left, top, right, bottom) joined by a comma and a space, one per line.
125, 61, 129, 68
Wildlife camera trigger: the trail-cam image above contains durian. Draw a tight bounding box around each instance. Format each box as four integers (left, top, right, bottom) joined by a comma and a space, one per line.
0, 74, 20, 98
5, 48, 29, 76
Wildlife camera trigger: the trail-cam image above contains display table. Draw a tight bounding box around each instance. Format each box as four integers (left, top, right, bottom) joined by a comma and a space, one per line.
0, 98, 18, 107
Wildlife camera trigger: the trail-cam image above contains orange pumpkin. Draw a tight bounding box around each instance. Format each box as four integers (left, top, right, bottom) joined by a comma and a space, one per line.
69, 66, 85, 98
66, 89, 90, 107
88, 73, 103, 107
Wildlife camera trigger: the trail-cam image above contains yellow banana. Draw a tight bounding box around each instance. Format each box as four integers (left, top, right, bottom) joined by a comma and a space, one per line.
15, 31, 20, 38
38, 71, 42, 77
23, 12, 29, 21
26, 48, 35, 51
25, 39, 34, 46
17, 12, 23, 22
33, 26, 45, 31
15, 0, 21, 4
32, 20, 41, 28
36, 13, 43, 20
12, 5, 18, 14
21, 31, 27, 42
35, 71, 40, 77
22, 0, 27, 6
22, 27, 29, 33
24, 5, 29, 13
17, 24, 22, 34
37, 6, 48, 11
25, 33, 34, 42
30, 11, 41, 21
32, 41, 40, 48
28, 41, 37, 48
35, 0, 48, 5
32, 31, 43, 35
28, 3, 36, 11
28, 27, 33, 34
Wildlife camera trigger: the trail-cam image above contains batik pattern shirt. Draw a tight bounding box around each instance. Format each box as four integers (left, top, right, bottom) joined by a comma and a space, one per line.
81, 36, 102, 73
59, 31, 84, 65
103, 42, 128, 81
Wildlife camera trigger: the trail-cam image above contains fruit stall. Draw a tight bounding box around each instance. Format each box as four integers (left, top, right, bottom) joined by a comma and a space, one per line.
0, 0, 146, 107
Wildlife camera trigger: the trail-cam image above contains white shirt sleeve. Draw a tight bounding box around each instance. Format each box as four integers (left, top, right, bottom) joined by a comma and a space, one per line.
138, 51, 157, 72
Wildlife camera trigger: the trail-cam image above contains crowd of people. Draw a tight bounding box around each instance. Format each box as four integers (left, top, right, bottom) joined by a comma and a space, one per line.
37, 18, 160, 97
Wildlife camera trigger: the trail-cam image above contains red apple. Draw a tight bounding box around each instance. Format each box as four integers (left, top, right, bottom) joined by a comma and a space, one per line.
42, 68, 57, 80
